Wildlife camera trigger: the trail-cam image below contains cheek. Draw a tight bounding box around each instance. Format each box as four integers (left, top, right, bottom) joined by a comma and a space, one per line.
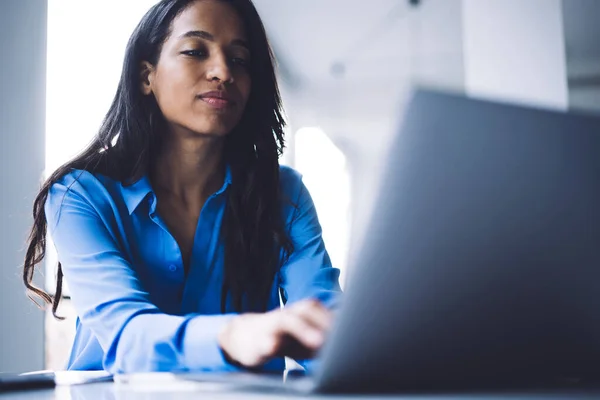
153, 65, 198, 117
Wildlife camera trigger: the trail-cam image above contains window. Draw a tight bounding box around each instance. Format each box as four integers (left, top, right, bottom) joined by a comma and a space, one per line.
294, 127, 351, 286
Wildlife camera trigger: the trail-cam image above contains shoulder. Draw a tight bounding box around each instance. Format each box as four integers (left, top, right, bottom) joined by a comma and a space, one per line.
46, 169, 123, 223
278, 164, 304, 199
49, 169, 118, 202
278, 165, 316, 223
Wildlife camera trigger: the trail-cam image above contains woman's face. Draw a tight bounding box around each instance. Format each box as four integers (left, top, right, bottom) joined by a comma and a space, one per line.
142, 0, 252, 137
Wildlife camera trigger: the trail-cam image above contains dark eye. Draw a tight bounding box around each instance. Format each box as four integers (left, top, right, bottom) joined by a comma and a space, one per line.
231, 57, 249, 67
181, 49, 206, 58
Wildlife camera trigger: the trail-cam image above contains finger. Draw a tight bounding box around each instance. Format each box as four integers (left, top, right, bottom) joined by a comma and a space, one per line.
276, 334, 317, 360
278, 311, 325, 351
289, 299, 333, 332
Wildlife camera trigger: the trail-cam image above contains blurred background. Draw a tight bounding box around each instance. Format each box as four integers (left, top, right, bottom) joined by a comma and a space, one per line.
0, 0, 598, 373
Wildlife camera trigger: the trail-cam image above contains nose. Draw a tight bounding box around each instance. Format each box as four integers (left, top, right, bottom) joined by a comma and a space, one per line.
206, 53, 234, 84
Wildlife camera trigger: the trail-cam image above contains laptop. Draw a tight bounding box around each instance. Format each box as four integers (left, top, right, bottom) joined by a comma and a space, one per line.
124, 88, 600, 393
0, 372, 55, 392
0, 370, 113, 393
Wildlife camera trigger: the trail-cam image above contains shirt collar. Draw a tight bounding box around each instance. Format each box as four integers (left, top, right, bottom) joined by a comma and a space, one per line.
121, 175, 153, 215
121, 165, 233, 215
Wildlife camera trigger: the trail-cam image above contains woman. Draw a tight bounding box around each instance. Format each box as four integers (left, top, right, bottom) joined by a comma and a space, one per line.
23, 0, 341, 373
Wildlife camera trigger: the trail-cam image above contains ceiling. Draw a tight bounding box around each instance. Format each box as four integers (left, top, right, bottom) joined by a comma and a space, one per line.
255, 0, 600, 83
252, 0, 466, 156
253, 0, 465, 85
251, 0, 599, 145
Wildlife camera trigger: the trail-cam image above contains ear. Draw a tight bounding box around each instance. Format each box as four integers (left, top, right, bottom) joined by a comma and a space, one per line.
140, 61, 155, 95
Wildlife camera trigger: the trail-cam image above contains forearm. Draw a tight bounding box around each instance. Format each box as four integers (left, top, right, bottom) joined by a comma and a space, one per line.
104, 312, 239, 373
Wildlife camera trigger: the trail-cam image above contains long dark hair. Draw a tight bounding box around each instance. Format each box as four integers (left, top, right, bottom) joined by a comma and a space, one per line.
23, 0, 293, 318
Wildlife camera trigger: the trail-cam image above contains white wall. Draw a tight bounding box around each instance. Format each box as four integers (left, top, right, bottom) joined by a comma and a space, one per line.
410, 0, 465, 91
0, 0, 47, 373
462, 0, 568, 110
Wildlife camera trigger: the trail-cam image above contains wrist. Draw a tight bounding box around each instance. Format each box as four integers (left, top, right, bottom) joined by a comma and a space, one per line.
218, 314, 259, 367
217, 315, 236, 365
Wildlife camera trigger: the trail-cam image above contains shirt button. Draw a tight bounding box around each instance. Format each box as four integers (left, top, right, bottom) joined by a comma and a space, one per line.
168, 264, 177, 272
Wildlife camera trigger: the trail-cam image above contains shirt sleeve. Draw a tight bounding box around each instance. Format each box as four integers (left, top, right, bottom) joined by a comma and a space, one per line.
46, 178, 238, 374
279, 177, 343, 309
278, 175, 343, 372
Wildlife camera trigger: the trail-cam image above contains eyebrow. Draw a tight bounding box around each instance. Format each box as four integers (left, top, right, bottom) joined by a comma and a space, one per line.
179, 30, 249, 50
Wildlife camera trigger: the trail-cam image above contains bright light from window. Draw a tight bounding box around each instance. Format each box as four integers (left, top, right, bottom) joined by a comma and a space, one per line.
46, 0, 159, 174
295, 127, 351, 286
45, 0, 160, 294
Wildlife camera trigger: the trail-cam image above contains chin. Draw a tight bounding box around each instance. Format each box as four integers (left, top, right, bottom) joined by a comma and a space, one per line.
186, 122, 233, 138
194, 114, 241, 137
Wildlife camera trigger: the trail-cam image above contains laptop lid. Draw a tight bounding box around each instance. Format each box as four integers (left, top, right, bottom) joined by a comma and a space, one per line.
314, 89, 600, 393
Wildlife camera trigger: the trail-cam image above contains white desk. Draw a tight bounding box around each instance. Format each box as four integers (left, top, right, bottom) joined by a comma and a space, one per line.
3, 381, 600, 400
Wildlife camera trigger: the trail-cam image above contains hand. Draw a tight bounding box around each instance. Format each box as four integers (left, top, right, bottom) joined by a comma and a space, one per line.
217, 299, 333, 368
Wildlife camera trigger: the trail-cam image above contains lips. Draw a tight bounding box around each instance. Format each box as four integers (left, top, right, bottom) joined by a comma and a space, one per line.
198, 91, 234, 109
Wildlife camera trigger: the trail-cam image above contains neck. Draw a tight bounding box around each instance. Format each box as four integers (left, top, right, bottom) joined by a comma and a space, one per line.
151, 133, 225, 207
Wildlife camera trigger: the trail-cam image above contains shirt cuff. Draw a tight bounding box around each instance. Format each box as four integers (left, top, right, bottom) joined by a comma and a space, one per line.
182, 314, 240, 372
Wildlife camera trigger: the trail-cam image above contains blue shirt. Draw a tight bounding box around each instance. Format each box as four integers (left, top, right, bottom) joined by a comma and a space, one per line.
45, 165, 341, 374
